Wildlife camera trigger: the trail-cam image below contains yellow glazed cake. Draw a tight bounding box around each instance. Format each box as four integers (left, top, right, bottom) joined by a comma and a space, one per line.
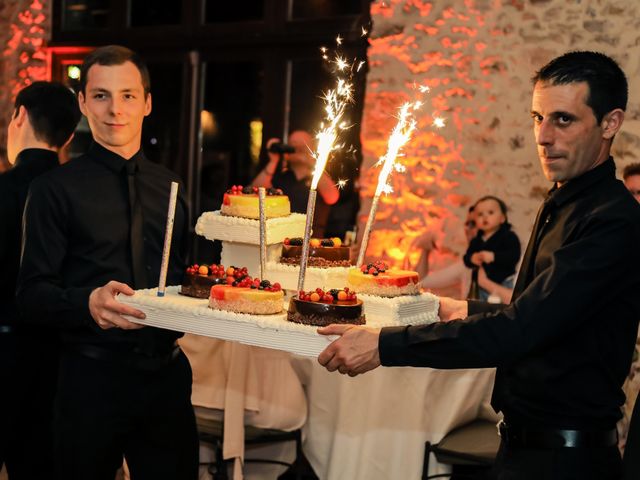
347, 261, 419, 297
221, 185, 290, 219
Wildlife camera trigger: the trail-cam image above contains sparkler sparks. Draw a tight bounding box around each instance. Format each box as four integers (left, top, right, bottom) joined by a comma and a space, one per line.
373, 102, 419, 196
336, 179, 349, 189
361, 26, 368, 37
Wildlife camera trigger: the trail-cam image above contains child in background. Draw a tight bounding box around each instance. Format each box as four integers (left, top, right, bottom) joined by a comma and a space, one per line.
463, 195, 521, 301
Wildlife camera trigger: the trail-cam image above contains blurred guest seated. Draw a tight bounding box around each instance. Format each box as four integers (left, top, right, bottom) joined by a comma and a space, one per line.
463, 196, 521, 301
477, 266, 514, 304
252, 130, 339, 237
623, 163, 640, 203
178, 335, 307, 479
404, 206, 477, 299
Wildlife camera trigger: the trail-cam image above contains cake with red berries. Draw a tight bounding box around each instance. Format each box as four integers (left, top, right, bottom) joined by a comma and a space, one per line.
221, 185, 290, 219
280, 237, 351, 268
347, 261, 420, 297
287, 288, 364, 326
208, 266, 284, 315
180, 263, 227, 298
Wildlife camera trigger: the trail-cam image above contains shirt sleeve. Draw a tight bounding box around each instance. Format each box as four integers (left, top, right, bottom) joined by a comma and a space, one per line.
463, 236, 481, 269
16, 178, 94, 328
379, 213, 638, 370
489, 230, 521, 273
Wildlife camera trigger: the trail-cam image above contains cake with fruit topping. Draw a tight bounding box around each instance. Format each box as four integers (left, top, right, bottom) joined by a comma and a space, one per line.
221, 185, 290, 219
347, 261, 419, 297
288, 288, 364, 327
280, 237, 351, 268
208, 266, 283, 315
180, 263, 227, 298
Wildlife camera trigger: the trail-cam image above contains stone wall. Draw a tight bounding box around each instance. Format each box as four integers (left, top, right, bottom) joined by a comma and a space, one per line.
0, 0, 50, 171
359, 0, 640, 272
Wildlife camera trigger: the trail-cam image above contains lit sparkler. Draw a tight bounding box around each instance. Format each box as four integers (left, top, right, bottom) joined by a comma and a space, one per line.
297, 40, 361, 291
356, 100, 426, 267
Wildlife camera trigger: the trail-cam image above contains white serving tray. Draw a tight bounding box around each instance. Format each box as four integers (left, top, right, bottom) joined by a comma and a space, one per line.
119, 286, 336, 357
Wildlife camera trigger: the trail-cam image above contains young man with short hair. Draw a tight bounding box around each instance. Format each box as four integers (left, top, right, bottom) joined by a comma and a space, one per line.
0, 81, 80, 478
17, 46, 198, 480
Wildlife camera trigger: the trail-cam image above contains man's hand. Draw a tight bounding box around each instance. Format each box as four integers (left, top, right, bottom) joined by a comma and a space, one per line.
438, 296, 468, 322
88, 281, 146, 330
317, 325, 381, 376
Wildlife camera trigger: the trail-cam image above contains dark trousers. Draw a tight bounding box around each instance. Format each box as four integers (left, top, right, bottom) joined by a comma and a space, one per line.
54, 348, 198, 480
0, 331, 58, 480
491, 440, 622, 480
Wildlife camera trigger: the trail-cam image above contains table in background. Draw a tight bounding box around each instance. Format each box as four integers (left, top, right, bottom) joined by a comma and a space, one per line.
291, 358, 498, 480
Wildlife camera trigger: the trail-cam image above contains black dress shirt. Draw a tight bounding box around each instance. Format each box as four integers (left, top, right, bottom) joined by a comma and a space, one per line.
463, 223, 521, 284
0, 149, 58, 327
380, 158, 640, 429
17, 142, 189, 354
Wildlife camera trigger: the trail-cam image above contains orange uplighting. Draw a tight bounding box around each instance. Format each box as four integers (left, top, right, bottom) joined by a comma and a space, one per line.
359, 0, 497, 273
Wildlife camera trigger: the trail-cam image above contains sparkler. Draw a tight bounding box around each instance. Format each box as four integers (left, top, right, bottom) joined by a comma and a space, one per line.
356, 100, 430, 267
297, 41, 359, 292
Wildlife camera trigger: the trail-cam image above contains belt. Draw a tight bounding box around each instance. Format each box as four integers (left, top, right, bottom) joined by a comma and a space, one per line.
498, 420, 618, 448
68, 344, 181, 371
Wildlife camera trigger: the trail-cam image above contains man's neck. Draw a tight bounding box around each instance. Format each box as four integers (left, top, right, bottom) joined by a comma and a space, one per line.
94, 139, 141, 160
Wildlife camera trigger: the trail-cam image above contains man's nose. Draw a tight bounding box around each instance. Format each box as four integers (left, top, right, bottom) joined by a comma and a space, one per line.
536, 120, 554, 145
109, 97, 123, 115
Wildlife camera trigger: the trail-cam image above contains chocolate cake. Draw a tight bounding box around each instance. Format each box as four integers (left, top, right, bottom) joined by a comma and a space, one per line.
287, 288, 365, 326
180, 264, 227, 298
280, 237, 352, 268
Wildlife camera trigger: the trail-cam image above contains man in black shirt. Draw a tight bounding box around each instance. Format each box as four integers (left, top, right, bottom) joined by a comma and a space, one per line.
318, 51, 640, 479
17, 46, 198, 479
0, 81, 80, 479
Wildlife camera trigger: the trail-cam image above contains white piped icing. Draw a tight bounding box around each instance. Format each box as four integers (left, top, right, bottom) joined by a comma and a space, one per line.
195, 211, 306, 245
264, 261, 351, 291
359, 292, 440, 325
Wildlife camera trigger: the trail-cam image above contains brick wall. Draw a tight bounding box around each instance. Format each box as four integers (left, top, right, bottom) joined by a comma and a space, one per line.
359, 0, 640, 271
0, 0, 51, 172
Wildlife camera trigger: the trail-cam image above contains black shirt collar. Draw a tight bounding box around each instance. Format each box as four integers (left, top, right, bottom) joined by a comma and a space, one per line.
88, 141, 146, 174
546, 157, 616, 208
14, 148, 58, 174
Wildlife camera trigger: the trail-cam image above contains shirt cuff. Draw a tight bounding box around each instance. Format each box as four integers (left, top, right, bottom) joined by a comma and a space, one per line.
378, 326, 409, 366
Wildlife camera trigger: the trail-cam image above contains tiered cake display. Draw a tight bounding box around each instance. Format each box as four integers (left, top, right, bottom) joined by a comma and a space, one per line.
119, 65, 442, 356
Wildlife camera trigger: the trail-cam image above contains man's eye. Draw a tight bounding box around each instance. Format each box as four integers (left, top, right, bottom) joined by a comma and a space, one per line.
557, 115, 572, 125
531, 114, 543, 123
94, 94, 106, 100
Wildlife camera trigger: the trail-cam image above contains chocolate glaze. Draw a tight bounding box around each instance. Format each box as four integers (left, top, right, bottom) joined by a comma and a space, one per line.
180, 274, 226, 298
281, 245, 351, 262
287, 297, 365, 326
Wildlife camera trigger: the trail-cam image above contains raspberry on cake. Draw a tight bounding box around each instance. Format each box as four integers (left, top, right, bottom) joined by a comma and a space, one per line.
209, 269, 283, 315
180, 263, 227, 298
280, 237, 352, 268
221, 185, 290, 219
287, 287, 365, 326
347, 261, 419, 297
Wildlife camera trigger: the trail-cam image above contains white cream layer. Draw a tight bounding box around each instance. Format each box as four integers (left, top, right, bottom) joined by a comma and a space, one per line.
195, 211, 306, 245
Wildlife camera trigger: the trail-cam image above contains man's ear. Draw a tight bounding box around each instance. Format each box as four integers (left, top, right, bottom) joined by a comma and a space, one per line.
602, 109, 625, 140
144, 92, 152, 117
14, 105, 28, 127
77, 92, 87, 117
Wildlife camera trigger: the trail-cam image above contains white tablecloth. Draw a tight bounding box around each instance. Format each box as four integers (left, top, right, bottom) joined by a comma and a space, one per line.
291, 358, 499, 480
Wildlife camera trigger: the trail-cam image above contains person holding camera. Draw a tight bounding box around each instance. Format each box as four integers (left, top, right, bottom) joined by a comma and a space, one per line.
252, 130, 339, 237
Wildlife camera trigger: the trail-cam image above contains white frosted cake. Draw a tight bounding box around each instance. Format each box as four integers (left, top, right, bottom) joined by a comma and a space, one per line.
196, 211, 306, 244
359, 292, 439, 325
264, 261, 351, 292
